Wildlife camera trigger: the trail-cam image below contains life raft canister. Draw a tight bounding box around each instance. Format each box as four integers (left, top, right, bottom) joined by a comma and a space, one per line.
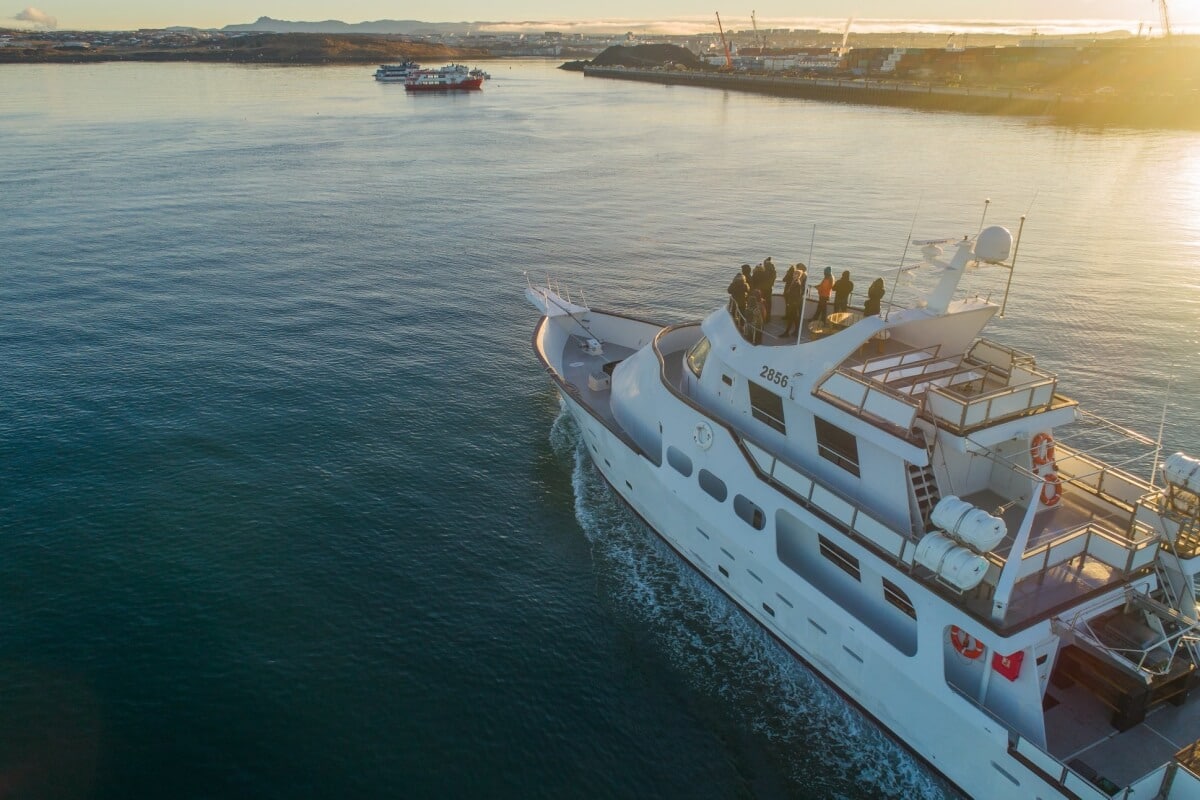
950, 625, 985, 660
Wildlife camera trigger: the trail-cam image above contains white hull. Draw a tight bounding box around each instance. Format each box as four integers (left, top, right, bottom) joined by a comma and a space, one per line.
527, 241, 1200, 800
558, 387, 1057, 798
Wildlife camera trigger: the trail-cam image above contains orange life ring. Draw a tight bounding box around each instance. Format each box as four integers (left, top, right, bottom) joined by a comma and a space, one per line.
1031, 432, 1056, 468
950, 625, 985, 659
1041, 473, 1063, 506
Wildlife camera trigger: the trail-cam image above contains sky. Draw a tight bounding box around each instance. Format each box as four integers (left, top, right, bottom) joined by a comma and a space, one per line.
6, 1, 1199, 33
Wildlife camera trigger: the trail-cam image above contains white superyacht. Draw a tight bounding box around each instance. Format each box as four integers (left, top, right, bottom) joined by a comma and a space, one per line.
526, 216, 1200, 799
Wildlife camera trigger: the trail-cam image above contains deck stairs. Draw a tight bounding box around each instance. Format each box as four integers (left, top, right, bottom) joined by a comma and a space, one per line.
907, 454, 941, 534
1152, 556, 1200, 668
1054, 573, 1200, 730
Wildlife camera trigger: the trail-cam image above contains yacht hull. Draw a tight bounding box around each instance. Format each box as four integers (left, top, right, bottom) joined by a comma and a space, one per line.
553, 385, 1080, 799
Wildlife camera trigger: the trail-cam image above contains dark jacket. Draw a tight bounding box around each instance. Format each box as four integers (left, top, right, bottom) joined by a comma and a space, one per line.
864, 278, 885, 316
727, 274, 749, 306
833, 276, 854, 305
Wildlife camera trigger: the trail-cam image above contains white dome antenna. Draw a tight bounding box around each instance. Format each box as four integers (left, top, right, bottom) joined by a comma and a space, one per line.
974, 225, 1013, 264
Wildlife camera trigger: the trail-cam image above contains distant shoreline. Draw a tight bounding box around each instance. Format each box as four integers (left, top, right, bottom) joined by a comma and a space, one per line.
0, 32, 488, 66
581, 66, 1200, 130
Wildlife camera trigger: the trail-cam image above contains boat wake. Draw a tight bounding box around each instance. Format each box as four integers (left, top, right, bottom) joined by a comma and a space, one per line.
550, 407, 953, 799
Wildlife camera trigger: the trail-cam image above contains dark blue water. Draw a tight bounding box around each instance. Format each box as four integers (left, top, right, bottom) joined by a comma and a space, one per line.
2, 60, 1199, 799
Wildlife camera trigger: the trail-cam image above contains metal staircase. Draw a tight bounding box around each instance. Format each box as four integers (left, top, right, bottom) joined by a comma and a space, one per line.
908, 462, 941, 532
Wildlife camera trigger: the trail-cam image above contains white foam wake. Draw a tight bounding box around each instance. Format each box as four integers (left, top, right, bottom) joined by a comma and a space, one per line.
550, 406, 953, 798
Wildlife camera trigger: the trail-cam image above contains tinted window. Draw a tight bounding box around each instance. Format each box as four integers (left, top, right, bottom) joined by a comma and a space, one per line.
666, 446, 693, 477
815, 417, 860, 476
734, 494, 765, 530
748, 381, 786, 434
686, 337, 711, 378
698, 469, 727, 502
818, 534, 861, 581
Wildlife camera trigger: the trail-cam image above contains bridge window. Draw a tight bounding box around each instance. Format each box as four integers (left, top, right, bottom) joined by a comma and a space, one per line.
748, 381, 786, 434
686, 337, 711, 378
815, 417, 859, 477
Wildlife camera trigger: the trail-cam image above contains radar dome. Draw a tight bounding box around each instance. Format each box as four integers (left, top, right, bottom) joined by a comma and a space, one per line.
974, 226, 1012, 263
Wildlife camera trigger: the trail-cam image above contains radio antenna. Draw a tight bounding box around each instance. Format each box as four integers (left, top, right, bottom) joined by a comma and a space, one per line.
1150, 368, 1175, 488
998, 193, 1037, 319
796, 224, 816, 343
977, 197, 990, 235
886, 197, 921, 321
998, 214, 1025, 319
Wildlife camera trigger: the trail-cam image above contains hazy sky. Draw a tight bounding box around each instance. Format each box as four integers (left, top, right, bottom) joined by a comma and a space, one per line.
8, 1, 1198, 32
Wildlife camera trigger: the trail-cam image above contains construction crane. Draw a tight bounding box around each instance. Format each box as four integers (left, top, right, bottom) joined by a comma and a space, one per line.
835, 16, 854, 58
715, 11, 733, 71
751, 9, 765, 54
1154, 0, 1173, 41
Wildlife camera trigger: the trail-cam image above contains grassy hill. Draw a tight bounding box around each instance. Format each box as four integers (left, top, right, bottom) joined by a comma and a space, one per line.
0, 33, 486, 64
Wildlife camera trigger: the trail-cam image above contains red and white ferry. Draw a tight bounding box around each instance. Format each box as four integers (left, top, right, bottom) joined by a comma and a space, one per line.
405, 64, 484, 92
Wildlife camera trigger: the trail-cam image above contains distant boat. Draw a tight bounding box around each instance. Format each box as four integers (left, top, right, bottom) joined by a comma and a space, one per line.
405, 64, 484, 92
374, 61, 419, 82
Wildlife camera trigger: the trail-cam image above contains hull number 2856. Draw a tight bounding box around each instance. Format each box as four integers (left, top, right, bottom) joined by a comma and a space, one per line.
760, 366, 788, 388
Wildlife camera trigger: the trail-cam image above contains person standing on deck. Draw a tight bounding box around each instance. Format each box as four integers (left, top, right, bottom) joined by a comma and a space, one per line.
864, 277, 886, 317
782, 263, 807, 337
812, 267, 833, 324
727, 271, 750, 330
746, 288, 766, 345
833, 270, 854, 314
762, 257, 777, 322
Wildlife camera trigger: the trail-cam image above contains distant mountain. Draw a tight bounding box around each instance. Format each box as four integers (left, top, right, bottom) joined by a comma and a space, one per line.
222, 17, 483, 35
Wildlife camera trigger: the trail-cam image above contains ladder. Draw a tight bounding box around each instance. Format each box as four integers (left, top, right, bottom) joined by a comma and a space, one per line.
908, 462, 941, 532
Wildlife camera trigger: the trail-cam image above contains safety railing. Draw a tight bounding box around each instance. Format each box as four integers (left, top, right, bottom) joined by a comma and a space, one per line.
924, 367, 1062, 434
1008, 520, 1159, 583
1056, 443, 1156, 510
812, 367, 922, 440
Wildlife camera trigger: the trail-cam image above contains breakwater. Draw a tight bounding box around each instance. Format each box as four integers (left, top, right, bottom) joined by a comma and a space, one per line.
582, 66, 1199, 129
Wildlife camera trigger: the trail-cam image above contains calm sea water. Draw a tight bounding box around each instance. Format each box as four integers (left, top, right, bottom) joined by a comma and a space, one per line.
2, 60, 1199, 799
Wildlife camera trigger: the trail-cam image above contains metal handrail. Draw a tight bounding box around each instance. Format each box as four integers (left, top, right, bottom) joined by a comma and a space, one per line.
924, 373, 1061, 433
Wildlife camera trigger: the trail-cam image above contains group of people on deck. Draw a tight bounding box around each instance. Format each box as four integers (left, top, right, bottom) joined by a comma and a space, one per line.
727, 259, 888, 345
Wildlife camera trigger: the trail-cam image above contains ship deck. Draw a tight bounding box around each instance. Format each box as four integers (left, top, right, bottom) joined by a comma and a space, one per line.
960, 488, 1133, 621
1044, 680, 1200, 789
557, 336, 637, 429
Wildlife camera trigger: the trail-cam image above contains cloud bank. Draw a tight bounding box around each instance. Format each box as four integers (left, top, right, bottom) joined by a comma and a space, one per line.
14, 6, 57, 28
